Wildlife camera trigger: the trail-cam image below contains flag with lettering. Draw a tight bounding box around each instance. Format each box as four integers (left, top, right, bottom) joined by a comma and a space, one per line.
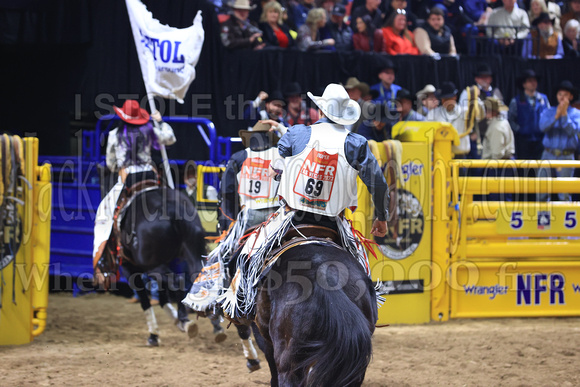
125, 0, 204, 103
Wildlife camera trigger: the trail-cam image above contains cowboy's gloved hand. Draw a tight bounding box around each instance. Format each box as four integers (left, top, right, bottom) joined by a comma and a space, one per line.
371, 219, 387, 238
151, 111, 162, 122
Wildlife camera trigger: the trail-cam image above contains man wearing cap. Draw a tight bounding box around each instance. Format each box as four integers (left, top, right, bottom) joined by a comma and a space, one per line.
243, 90, 289, 130
482, 98, 515, 160
93, 100, 176, 269
395, 88, 426, 122
370, 58, 402, 110
283, 82, 319, 126
459, 64, 504, 159
486, 0, 530, 42
323, 4, 353, 51
416, 84, 438, 119
538, 80, 580, 201
508, 69, 550, 160
271, 83, 389, 236
429, 82, 470, 157
220, 0, 265, 50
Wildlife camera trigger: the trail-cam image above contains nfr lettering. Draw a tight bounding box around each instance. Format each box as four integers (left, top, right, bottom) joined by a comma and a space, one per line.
302, 159, 335, 178
516, 274, 565, 306
140, 31, 184, 64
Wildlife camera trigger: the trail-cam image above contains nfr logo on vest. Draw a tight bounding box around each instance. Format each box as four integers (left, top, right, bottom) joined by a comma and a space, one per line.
293, 149, 338, 205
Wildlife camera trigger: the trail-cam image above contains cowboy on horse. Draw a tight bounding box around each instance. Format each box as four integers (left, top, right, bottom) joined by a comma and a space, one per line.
210, 83, 389, 321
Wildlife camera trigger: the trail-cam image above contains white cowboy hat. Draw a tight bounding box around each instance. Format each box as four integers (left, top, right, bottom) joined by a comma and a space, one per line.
307, 83, 361, 126
231, 0, 255, 10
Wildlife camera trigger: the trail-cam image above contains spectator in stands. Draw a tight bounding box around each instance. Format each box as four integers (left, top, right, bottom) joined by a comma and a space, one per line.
508, 69, 550, 160
416, 84, 438, 119
383, 0, 418, 31
183, 161, 219, 206
353, 15, 384, 52
259, 1, 295, 48
296, 8, 336, 50
357, 102, 393, 141
395, 88, 426, 122
561, 0, 580, 33
283, 82, 319, 126
370, 58, 402, 110
221, 0, 266, 50
243, 90, 289, 128
414, 7, 457, 57
459, 64, 504, 159
523, 12, 564, 58
430, 82, 471, 157
382, 9, 420, 55
291, 0, 317, 29
538, 80, 580, 201
250, 0, 272, 24
344, 77, 372, 132
562, 19, 580, 56
324, 4, 353, 51
351, 0, 384, 29
482, 97, 515, 160
486, 0, 530, 47
529, 0, 562, 37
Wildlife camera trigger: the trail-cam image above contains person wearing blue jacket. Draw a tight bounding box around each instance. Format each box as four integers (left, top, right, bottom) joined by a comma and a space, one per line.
538, 80, 580, 201
508, 69, 550, 160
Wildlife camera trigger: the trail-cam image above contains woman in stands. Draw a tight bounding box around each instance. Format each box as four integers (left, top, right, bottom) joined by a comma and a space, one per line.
259, 1, 295, 48
562, 19, 580, 57
382, 8, 419, 55
352, 15, 384, 52
529, 0, 562, 37
413, 7, 457, 57
296, 7, 335, 50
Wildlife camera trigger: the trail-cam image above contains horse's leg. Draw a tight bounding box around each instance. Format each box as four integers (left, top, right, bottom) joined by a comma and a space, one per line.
158, 285, 180, 327
133, 272, 158, 347
236, 324, 261, 373
208, 311, 227, 343
174, 287, 198, 338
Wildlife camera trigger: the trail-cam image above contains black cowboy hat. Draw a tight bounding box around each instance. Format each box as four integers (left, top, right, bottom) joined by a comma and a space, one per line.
395, 88, 413, 102
517, 69, 541, 87
375, 57, 397, 77
266, 90, 285, 103
283, 82, 302, 98
436, 81, 458, 99
532, 12, 554, 26
556, 80, 578, 100
473, 64, 493, 77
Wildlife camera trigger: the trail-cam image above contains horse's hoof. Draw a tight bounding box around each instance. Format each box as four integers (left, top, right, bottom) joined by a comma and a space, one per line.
147, 334, 159, 347
246, 358, 261, 373
213, 327, 227, 343
184, 321, 198, 338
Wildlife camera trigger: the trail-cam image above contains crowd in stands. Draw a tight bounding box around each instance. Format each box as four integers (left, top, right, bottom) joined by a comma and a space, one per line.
217, 0, 580, 200
217, 0, 580, 58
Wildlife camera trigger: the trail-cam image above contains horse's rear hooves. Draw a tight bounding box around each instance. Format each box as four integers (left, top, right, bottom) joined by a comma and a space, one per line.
147, 334, 159, 347
246, 359, 261, 373
214, 330, 227, 343
186, 321, 198, 338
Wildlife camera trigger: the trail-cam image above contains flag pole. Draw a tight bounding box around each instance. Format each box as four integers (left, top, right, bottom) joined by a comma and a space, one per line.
146, 94, 175, 189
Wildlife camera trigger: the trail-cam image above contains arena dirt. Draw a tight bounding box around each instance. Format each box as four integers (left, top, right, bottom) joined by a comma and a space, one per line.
1, 292, 578, 386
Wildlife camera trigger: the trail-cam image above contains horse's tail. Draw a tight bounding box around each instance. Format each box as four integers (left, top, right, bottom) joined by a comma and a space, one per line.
299, 288, 374, 387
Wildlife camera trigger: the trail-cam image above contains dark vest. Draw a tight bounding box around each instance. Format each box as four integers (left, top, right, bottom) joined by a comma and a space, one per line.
422, 23, 451, 54
531, 29, 559, 59
515, 92, 547, 141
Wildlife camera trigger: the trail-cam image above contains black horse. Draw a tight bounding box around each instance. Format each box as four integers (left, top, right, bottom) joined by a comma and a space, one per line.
253, 241, 378, 387
95, 185, 224, 346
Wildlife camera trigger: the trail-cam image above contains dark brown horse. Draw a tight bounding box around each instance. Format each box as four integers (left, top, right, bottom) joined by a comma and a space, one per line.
95, 186, 222, 346
253, 240, 378, 386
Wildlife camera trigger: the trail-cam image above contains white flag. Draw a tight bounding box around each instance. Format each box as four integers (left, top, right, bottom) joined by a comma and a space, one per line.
125, 0, 204, 103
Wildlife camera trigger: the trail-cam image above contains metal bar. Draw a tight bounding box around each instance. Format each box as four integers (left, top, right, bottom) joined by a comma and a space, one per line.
451, 160, 580, 168
466, 241, 580, 258
456, 177, 580, 194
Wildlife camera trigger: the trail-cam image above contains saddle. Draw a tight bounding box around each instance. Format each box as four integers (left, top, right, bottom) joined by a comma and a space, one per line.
109, 171, 160, 264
